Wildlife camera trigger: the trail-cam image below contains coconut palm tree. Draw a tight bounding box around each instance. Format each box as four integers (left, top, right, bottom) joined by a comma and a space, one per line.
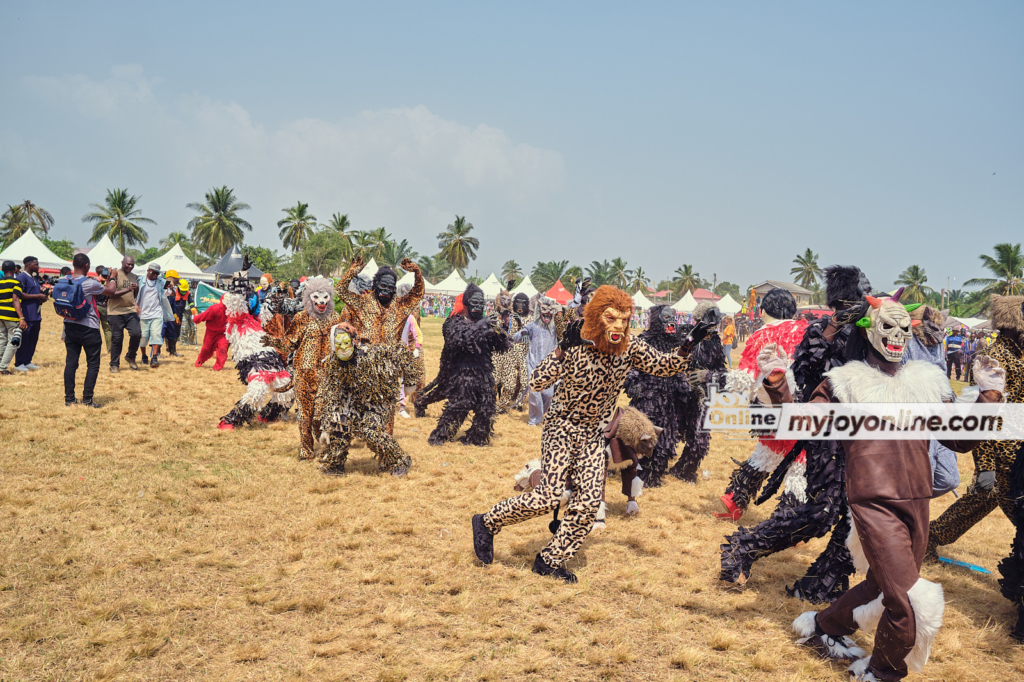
563, 265, 584, 290
894, 265, 933, 304
671, 265, 701, 297
82, 188, 156, 253
379, 239, 419, 270
609, 257, 632, 289
324, 213, 354, 258
1, 205, 33, 248
531, 260, 569, 292
416, 254, 451, 284
790, 248, 822, 289
187, 186, 252, 257
159, 231, 192, 251
501, 259, 524, 283
436, 215, 479, 272
361, 227, 393, 261
964, 242, 1023, 296
277, 202, 318, 253
584, 260, 612, 286
629, 266, 651, 293
1, 200, 55, 244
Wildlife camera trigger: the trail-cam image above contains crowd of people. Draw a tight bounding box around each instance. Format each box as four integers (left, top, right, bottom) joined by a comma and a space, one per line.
4, 249, 1024, 682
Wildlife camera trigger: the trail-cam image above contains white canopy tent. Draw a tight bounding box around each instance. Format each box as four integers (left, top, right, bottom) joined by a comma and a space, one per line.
947, 316, 988, 329
397, 269, 416, 288
510, 276, 539, 299
632, 290, 655, 310
672, 291, 699, 313
357, 258, 380, 278
717, 293, 742, 314
426, 270, 469, 296
141, 244, 211, 280
0, 230, 71, 271
478, 273, 504, 299
79, 235, 124, 271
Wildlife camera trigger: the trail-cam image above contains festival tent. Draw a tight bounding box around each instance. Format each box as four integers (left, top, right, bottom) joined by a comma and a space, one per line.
632, 290, 655, 310
672, 291, 699, 313
397, 269, 416, 288
358, 258, 380, 278
203, 244, 263, 280
717, 293, 742, 314
0, 230, 71, 272
947, 316, 988, 329
426, 270, 469, 295
146, 244, 214, 281
478, 273, 504, 299
545, 280, 572, 305
77, 234, 125, 273
510, 276, 539, 299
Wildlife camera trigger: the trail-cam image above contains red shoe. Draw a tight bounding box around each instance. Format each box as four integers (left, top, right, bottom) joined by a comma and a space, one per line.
714, 493, 744, 521
217, 421, 234, 431
256, 416, 269, 424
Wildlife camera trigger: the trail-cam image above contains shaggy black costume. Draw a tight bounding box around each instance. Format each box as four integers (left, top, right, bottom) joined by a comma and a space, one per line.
416, 283, 510, 446
624, 305, 692, 488
719, 266, 869, 600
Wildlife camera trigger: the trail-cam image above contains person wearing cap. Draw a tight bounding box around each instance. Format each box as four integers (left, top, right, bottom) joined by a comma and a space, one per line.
135, 263, 173, 368
176, 279, 196, 346
163, 271, 188, 356
13, 256, 48, 372
0, 260, 27, 375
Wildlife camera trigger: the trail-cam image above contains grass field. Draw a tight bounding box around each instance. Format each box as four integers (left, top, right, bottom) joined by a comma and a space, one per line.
1, 309, 1022, 681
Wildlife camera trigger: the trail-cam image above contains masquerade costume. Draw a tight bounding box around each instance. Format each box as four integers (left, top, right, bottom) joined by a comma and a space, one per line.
315, 325, 422, 477
218, 272, 295, 429
417, 283, 510, 446
334, 258, 424, 344
397, 283, 425, 413
192, 298, 229, 371
623, 304, 694, 488
770, 289, 1005, 681
718, 288, 809, 520
492, 291, 530, 415
262, 278, 347, 460
472, 286, 693, 582
513, 297, 559, 425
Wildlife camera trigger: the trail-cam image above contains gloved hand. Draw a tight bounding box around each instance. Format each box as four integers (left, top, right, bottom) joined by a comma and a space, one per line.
413, 348, 420, 359
976, 470, 997, 492
558, 320, 594, 353
973, 356, 1006, 395
570, 277, 593, 308
260, 334, 274, 347
757, 343, 789, 377
682, 318, 715, 350
688, 368, 709, 385
518, 327, 531, 339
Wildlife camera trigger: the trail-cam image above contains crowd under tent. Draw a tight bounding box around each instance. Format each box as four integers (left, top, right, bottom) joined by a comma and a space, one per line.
426, 270, 469, 296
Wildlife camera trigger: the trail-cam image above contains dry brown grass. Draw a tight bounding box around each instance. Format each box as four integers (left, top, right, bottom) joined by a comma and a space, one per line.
1, 309, 1023, 680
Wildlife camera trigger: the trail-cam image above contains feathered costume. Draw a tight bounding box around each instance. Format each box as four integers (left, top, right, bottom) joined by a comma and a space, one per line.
416, 283, 510, 446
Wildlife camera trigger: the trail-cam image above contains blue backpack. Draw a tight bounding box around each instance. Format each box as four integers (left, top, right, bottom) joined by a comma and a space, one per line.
52, 275, 91, 321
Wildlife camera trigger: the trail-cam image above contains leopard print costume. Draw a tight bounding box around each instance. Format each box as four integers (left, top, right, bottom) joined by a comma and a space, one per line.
929, 333, 1024, 550
553, 306, 580, 343
314, 343, 422, 475
493, 313, 529, 414
264, 309, 347, 460
482, 334, 690, 568
334, 259, 424, 344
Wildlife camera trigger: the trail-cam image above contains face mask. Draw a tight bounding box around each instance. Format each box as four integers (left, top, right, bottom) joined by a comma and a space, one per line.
375, 275, 396, 306
513, 297, 529, 316
865, 300, 913, 363
310, 290, 331, 315
467, 292, 486, 321
659, 307, 676, 334
332, 328, 355, 361
601, 308, 630, 346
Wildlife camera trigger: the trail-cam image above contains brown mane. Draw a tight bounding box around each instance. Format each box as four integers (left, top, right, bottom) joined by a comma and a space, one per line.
582, 285, 633, 355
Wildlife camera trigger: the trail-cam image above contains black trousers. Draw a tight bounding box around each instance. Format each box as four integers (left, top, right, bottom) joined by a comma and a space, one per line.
108, 313, 141, 366
946, 351, 962, 380
64, 323, 102, 403
14, 319, 40, 366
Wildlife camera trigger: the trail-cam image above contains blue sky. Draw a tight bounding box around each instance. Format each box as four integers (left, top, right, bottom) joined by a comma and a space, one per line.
1, 1, 1021, 293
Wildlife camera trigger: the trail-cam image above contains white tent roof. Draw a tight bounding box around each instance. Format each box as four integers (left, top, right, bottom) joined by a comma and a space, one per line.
948, 316, 987, 329
478, 273, 504, 299
0, 230, 71, 271
672, 291, 699, 313
357, 258, 379, 278
426, 270, 469, 295
140, 244, 211, 280
397, 270, 416, 288
632, 290, 655, 310
80, 235, 124, 271
510, 275, 539, 299
717, 293, 742, 314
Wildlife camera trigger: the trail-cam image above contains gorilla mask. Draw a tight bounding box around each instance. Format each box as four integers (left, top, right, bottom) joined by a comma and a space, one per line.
513, 293, 529, 316
659, 306, 676, 334
373, 268, 397, 307
466, 290, 486, 321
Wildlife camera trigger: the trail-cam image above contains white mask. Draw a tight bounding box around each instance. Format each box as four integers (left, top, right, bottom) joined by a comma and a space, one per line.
862, 290, 915, 363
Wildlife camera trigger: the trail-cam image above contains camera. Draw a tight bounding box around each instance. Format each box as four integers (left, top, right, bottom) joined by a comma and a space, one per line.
9, 327, 22, 349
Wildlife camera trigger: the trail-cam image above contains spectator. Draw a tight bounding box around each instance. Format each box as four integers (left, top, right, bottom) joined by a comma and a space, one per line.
721, 315, 736, 369
13, 256, 48, 372
93, 266, 113, 350
961, 331, 980, 384
107, 256, 141, 372
59, 266, 71, 277
135, 263, 172, 368
62, 253, 116, 406
0, 260, 27, 375
945, 329, 963, 381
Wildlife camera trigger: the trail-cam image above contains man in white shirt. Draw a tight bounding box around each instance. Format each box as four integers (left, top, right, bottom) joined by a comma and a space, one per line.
135, 263, 171, 368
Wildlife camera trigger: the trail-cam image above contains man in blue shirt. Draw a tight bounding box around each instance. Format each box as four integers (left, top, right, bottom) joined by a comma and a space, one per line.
945, 330, 963, 380
13, 256, 48, 372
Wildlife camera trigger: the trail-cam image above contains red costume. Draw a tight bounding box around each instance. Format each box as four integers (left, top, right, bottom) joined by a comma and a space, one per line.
193, 302, 229, 371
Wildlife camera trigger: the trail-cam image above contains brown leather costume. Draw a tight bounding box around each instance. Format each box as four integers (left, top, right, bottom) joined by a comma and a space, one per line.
334, 259, 425, 344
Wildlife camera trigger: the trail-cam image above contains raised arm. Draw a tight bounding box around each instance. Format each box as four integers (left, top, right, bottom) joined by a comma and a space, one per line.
395, 259, 425, 310
629, 337, 690, 377
334, 258, 365, 308
529, 350, 563, 392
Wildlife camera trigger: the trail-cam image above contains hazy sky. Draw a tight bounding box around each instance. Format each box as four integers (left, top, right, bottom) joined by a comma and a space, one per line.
1, 2, 1021, 293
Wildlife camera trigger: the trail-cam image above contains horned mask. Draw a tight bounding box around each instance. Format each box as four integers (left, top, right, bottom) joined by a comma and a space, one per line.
856, 287, 920, 363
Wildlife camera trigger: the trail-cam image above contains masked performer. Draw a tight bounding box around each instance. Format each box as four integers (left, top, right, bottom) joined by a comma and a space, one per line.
492, 290, 530, 414
218, 267, 295, 429
669, 301, 728, 482
717, 288, 809, 520
514, 297, 559, 426
335, 257, 424, 344
262, 277, 346, 460
553, 278, 594, 342
397, 282, 425, 418
623, 304, 693, 487
472, 286, 703, 583
314, 323, 422, 477
767, 289, 1005, 682
416, 283, 510, 445
718, 266, 869, 595
192, 295, 229, 371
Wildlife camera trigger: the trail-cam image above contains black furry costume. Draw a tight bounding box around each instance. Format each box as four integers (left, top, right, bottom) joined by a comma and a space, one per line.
415, 283, 510, 446
624, 305, 693, 488
719, 266, 869, 601
1000, 441, 1024, 641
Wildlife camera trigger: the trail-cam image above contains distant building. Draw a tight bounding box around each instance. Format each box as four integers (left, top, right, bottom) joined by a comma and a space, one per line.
752, 280, 813, 307
691, 288, 722, 303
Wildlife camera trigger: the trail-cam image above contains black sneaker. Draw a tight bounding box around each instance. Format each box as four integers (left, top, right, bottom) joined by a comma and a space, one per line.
531, 553, 578, 583
81, 400, 103, 409
472, 514, 494, 564
65, 399, 78, 407
141, 355, 149, 365
150, 356, 160, 368
110, 365, 119, 374
127, 358, 138, 370
320, 464, 346, 476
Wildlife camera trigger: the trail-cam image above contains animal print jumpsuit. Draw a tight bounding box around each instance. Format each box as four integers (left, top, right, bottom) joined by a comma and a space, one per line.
334, 260, 424, 344
482, 337, 691, 568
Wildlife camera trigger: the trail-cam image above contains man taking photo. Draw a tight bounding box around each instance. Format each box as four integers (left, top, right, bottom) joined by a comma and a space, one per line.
107, 256, 141, 373
62, 253, 116, 406
13, 256, 48, 372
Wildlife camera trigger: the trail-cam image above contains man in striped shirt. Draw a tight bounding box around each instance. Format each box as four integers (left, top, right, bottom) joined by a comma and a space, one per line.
0, 260, 27, 375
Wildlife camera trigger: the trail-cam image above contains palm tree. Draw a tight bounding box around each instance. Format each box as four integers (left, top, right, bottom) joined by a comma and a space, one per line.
1, 200, 55, 243
531, 260, 569, 292
362, 227, 393, 261
1, 205, 33, 248
277, 202, 317, 252
790, 248, 822, 289
501, 259, 524, 283
160, 231, 192, 251
324, 213, 354, 259
964, 243, 1023, 296
436, 215, 479, 272
379, 239, 419, 270
894, 265, 934, 304
563, 265, 583, 290
187, 186, 252, 257
82, 188, 156, 253
609, 257, 632, 289
416, 254, 451, 284
671, 265, 701, 297
585, 260, 613, 286
629, 266, 651, 293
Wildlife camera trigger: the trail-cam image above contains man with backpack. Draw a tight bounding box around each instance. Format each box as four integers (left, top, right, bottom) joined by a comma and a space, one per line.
0, 260, 27, 375
56, 253, 116, 407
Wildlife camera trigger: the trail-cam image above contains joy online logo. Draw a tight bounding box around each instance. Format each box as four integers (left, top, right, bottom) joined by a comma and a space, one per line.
702, 385, 780, 431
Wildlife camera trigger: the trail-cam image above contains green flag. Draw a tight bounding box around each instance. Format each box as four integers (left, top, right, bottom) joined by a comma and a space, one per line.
194, 281, 227, 313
